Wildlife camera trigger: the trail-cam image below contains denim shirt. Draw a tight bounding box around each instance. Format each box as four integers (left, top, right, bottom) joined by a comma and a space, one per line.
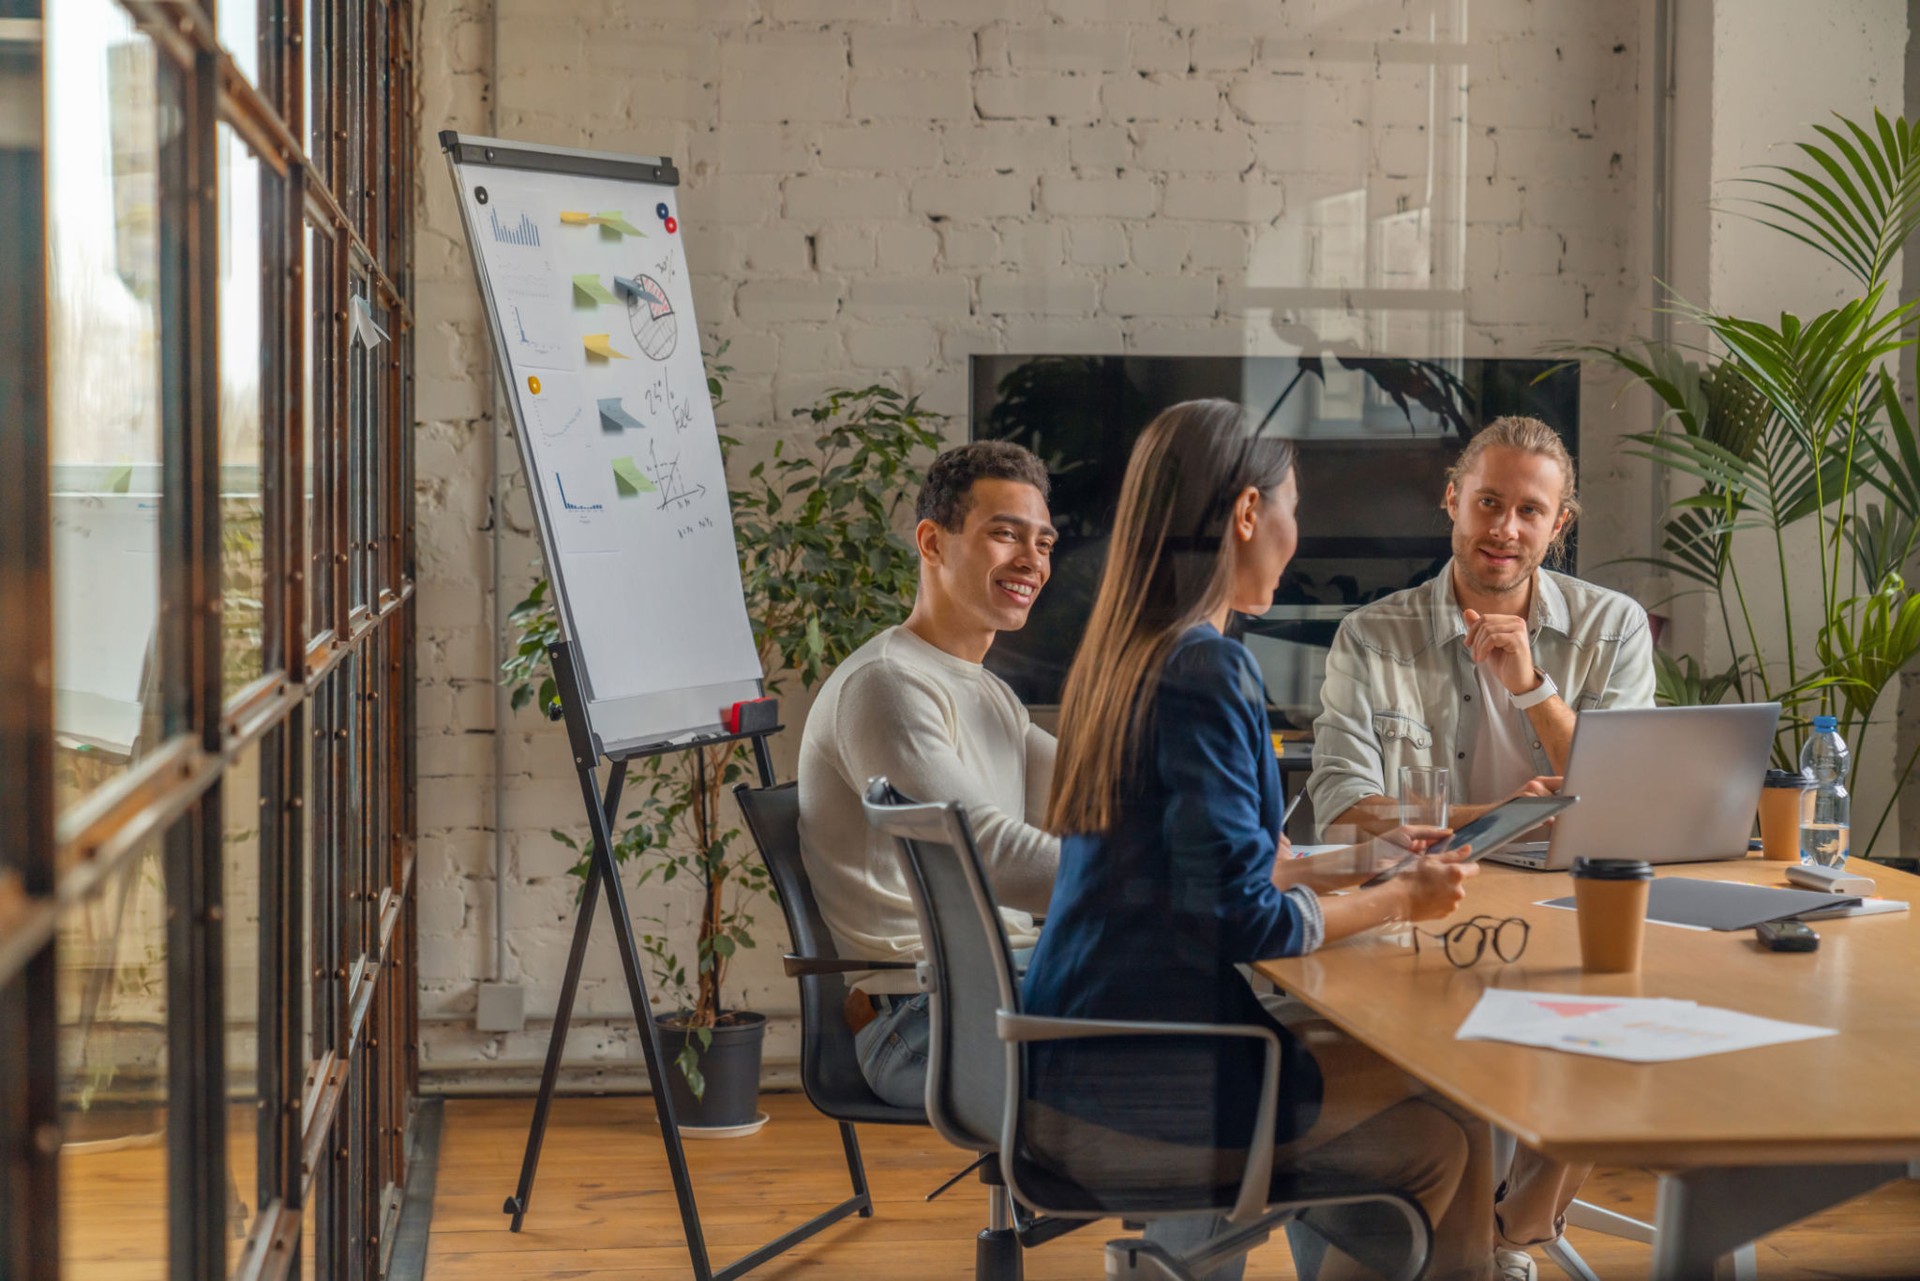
1306, 562, 1656, 835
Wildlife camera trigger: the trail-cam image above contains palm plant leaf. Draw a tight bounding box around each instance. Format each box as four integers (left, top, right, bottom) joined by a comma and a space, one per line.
1562, 339, 1709, 436
1662, 506, 1744, 585
1860, 370, 1920, 521
1733, 110, 1920, 289
1846, 503, 1919, 596
1816, 577, 1920, 721
1653, 651, 1749, 708
1623, 429, 1765, 497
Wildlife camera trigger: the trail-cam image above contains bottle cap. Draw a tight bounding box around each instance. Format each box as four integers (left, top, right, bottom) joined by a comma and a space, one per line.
1764, 768, 1812, 789
1812, 715, 1839, 732
1570, 857, 1653, 881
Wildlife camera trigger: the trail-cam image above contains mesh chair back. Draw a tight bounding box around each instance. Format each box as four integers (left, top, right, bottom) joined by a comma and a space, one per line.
736, 782, 919, 1124
861, 785, 1282, 1222
861, 779, 1022, 1154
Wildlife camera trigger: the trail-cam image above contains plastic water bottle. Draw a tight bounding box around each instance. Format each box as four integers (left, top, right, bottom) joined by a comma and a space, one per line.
1798, 715, 1851, 868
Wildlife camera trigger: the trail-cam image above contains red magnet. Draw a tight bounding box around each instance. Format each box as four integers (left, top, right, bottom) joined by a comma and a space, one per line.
663, 216, 678, 234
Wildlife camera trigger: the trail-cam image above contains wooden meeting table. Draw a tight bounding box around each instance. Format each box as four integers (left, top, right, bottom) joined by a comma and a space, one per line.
1254, 856, 1920, 1279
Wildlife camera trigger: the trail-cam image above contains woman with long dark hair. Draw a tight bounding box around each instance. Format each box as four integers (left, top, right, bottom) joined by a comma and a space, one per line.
1024, 400, 1530, 1280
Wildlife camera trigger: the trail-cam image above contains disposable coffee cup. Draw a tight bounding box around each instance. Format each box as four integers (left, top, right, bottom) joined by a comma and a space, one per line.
1569, 857, 1653, 974
1759, 769, 1812, 862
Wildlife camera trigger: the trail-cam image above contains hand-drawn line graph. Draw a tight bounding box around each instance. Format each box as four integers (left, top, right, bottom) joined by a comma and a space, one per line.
645, 438, 706, 512
555, 471, 603, 513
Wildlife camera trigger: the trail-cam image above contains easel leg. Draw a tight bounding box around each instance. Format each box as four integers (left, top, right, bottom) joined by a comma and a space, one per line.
502, 761, 627, 1232
590, 766, 717, 1280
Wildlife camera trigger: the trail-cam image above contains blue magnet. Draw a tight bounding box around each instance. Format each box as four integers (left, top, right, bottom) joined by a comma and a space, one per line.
655, 202, 670, 221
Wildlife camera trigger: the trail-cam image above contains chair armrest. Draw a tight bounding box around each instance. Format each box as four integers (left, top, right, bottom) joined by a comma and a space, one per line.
782, 954, 917, 978
995, 1011, 1281, 1228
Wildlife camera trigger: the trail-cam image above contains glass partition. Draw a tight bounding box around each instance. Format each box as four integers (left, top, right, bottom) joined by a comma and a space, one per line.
220, 122, 269, 699
222, 741, 265, 1264
57, 843, 170, 1280
46, 1, 165, 824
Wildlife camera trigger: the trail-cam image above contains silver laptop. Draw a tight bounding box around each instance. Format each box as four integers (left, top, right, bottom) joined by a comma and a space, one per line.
1485, 703, 1782, 870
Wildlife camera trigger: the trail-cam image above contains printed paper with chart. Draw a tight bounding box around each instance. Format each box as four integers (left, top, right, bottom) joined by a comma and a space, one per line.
1455, 988, 1835, 1063
460, 171, 761, 705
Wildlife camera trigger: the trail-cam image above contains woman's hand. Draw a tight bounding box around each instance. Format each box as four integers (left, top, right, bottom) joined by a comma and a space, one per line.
1279, 825, 1452, 894
1393, 849, 1477, 921
1267, 833, 1299, 890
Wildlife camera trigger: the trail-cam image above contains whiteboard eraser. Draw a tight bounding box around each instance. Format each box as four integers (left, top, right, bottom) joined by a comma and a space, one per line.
725, 698, 778, 735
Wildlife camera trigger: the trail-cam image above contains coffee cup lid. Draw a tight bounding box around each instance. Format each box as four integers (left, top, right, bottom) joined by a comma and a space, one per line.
1764, 768, 1812, 788
1571, 857, 1653, 880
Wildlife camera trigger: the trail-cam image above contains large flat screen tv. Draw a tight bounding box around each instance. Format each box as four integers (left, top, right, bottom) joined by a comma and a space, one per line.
970, 355, 1580, 728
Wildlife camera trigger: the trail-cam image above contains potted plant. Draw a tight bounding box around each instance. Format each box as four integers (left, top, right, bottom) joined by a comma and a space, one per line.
504, 365, 941, 1127
1569, 108, 1920, 858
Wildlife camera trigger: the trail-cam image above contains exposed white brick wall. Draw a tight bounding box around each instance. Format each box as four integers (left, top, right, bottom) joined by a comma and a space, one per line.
414, 0, 1652, 1088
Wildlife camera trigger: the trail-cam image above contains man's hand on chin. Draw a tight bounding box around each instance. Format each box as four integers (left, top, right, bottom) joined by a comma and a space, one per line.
1462, 608, 1539, 696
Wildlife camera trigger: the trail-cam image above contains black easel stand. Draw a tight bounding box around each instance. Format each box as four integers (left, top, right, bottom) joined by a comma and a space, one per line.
502, 642, 872, 1279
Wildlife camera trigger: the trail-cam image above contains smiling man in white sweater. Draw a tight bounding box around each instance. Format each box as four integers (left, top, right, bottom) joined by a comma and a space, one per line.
798, 440, 1059, 1109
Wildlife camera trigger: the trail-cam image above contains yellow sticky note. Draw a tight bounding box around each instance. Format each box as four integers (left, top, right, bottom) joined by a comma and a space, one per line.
595, 211, 644, 237
572, 274, 617, 305
611, 456, 656, 495
582, 333, 629, 360
1271, 732, 1285, 757
560, 211, 593, 225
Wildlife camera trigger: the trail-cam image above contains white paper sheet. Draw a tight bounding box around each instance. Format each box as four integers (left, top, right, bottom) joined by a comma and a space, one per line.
1456, 988, 1835, 1063
455, 155, 764, 732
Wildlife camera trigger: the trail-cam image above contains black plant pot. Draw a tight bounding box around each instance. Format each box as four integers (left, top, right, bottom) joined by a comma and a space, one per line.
657, 1010, 766, 1129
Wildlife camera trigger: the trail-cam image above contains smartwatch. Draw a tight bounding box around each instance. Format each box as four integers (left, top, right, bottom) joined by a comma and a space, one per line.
1509, 667, 1558, 709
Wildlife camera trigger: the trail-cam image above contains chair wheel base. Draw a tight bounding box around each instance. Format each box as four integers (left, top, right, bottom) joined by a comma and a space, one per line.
1104, 1239, 1189, 1281
976, 1226, 1023, 1281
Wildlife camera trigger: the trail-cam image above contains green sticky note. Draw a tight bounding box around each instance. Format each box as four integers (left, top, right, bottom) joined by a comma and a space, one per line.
104, 464, 133, 494
595, 211, 645, 237
611, 456, 655, 496
572, 274, 617, 305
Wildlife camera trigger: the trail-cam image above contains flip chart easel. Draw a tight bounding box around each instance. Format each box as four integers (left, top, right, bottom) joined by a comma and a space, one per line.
440, 131, 873, 1280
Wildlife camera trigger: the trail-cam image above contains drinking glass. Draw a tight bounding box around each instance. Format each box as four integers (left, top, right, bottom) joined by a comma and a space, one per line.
1398, 765, 1450, 830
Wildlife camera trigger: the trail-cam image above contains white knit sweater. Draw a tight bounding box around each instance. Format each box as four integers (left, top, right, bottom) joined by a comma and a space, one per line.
797, 626, 1059, 994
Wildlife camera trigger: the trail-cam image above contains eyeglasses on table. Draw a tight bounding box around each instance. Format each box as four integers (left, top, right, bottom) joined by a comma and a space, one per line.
1411, 914, 1530, 968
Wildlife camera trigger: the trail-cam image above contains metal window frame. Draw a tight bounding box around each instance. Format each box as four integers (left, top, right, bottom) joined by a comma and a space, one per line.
3, 1, 418, 1278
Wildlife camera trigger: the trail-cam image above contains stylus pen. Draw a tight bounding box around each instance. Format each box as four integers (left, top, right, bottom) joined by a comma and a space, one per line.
1282, 789, 1304, 829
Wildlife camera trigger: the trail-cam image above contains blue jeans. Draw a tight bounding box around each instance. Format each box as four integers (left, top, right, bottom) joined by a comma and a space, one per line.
854, 948, 1035, 1110
854, 992, 932, 1110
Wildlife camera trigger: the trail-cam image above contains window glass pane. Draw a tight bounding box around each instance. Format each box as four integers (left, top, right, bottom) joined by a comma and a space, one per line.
304, 223, 319, 639
304, 0, 324, 183
217, 0, 259, 87
223, 741, 265, 1262
349, 273, 372, 612
47, 2, 164, 828
343, 658, 364, 964
300, 1193, 317, 1280
57, 844, 169, 1277
220, 123, 268, 698
302, 708, 316, 1064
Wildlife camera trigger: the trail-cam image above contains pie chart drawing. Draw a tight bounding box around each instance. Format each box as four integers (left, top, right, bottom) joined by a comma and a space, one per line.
624, 273, 678, 361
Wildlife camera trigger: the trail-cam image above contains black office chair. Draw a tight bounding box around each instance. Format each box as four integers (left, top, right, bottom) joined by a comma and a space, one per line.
735, 782, 1085, 1279
862, 777, 1434, 1281
734, 781, 921, 1223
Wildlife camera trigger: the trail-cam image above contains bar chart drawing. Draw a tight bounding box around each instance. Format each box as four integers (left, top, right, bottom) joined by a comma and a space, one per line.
491, 208, 542, 247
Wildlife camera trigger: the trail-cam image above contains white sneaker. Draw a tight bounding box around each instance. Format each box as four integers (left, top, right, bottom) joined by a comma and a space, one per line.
1495, 1248, 1538, 1281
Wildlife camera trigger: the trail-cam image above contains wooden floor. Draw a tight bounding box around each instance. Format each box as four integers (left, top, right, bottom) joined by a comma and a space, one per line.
423, 1094, 1920, 1279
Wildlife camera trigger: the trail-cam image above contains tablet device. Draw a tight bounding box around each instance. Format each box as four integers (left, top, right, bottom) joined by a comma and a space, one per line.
1359, 794, 1580, 887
